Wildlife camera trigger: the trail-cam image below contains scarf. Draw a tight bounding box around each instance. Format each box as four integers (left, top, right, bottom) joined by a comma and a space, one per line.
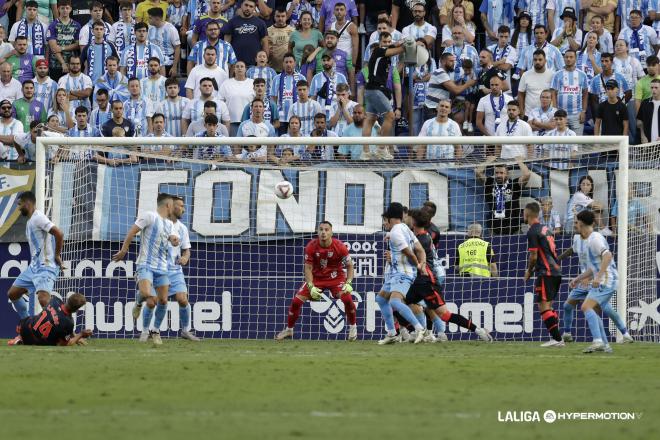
493, 45, 511, 62
128, 43, 151, 78
114, 21, 135, 53
87, 41, 108, 79
278, 71, 298, 108
17, 19, 45, 56
631, 25, 646, 53
493, 179, 509, 218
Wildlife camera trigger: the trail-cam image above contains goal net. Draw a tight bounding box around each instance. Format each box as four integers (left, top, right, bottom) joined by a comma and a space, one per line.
30, 135, 659, 342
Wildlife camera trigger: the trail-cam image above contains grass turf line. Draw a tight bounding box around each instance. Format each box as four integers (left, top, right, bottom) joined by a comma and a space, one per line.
0, 340, 658, 440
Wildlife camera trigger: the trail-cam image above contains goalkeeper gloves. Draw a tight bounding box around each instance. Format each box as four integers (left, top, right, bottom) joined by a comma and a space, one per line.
342, 282, 353, 294
308, 282, 322, 300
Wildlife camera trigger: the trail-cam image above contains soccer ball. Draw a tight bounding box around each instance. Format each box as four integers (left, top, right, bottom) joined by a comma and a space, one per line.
274, 181, 294, 199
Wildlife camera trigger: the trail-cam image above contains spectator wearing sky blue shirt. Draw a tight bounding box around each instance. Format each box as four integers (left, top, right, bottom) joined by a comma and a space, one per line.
617, 9, 658, 69
194, 113, 234, 161
337, 104, 377, 160
589, 53, 631, 107
550, 49, 588, 134
480, 0, 514, 45
519, 25, 565, 75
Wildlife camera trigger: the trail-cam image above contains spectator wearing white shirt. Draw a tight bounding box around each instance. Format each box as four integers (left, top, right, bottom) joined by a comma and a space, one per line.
541, 109, 578, 169
218, 61, 255, 137
518, 49, 554, 117
476, 74, 513, 137
528, 90, 558, 135
417, 99, 463, 160
494, 100, 534, 159
185, 46, 229, 100
550, 7, 583, 54
0, 62, 23, 103
0, 99, 24, 160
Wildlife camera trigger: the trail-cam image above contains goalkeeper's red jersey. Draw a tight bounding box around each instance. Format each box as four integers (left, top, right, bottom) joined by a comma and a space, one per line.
304, 238, 350, 282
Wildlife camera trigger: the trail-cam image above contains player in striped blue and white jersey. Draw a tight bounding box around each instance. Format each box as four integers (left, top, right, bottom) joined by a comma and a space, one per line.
566, 210, 630, 353
120, 22, 165, 81
559, 231, 633, 346
112, 193, 180, 346
154, 77, 190, 137
147, 9, 181, 72
140, 58, 167, 104
589, 53, 631, 103
8, 191, 64, 320
89, 89, 112, 133
550, 50, 588, 134
539, 109, 576, 168
289, 80, 323, 136
375, 202, 428, 345
270, 54, 305, 127
186, 22, 236, 73
247, 51, 278, 93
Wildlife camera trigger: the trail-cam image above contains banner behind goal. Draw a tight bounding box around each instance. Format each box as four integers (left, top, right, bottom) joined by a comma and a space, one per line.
32, 135, 659, 342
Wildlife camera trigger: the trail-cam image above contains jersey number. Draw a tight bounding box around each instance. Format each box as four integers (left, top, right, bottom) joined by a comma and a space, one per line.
33, 312, 53, 338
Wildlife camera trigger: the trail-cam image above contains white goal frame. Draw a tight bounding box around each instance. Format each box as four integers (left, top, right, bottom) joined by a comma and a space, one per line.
34, 135, 630, 336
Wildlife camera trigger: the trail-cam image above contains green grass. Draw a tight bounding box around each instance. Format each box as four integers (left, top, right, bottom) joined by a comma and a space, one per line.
1, 340, 659, 440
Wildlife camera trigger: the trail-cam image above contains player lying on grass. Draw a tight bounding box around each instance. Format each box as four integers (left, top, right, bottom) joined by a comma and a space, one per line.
275, 221, 358, 341
402, 209, 492, 343
144, 196, 200, 341
567, 210, 623, 353
375, 202, 428, 345
9, 292, 92, 346
523, 202, 565, 348
558, 220, 633, 344
112, 193, 180, 346
7, 191, 65, 325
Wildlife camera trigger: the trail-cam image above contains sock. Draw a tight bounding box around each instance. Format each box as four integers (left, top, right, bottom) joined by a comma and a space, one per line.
584, 309, 603, 342
375, 295, 395, 334
180, 304, 190, 332
601, 302, 628, 334
287, 296, 304, 329
562, 302, 575, 334
440, 311, 476, 331
390, 298, 424, 331
136, 291, 145, 306
541, 309, 562, 341
11, 297, 29, 319
598, 316, 608, 344
393, 311, 413, 331
142, 305, 155, 331
432, 316, 446, 334
340, 293, 357, 325
152, 302, 168, 331
414, 312, 427, 328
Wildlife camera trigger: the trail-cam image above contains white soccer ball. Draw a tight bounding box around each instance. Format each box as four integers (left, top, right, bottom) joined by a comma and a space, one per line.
274, 181, 294, 199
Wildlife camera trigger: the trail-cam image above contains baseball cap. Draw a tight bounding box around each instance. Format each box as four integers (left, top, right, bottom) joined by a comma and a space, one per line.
605, 79, 619, 89
35, 59, 48, 68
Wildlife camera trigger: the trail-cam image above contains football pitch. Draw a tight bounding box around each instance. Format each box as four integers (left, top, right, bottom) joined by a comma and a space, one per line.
1, 340, 658, 440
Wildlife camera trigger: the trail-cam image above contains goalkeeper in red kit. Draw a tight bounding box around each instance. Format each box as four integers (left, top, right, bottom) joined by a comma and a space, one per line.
275, 221, 357, 341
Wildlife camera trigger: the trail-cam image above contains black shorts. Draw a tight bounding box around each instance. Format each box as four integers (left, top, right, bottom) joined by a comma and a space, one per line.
405, 277, 445, 309
18, 319, 40, 345
534, 275, 562, 302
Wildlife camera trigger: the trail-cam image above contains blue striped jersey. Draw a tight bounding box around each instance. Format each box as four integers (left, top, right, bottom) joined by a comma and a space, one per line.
188, 39, 237, 72
78, 20, 114, 47
589, 72, 630, 103
401, 21, 437, 41
573, 231, 618, 290
516, 0, 548, 27
145, 132, 174, 153
123, 98, 153, 136
327, 99, 357, 136
289, 99, 323, 135
187, 0, 209, 23
95, 71, 130, 104
571, 234, 589, 274
168, 220, 191, 272
57, 73, 93, 110
310, 71, 348, 109
193, 132, 233, 159
141, 76, 167, 104
270, 72, 305, 121
652, 0, 660, 35
617, 25, 658, 68
148, 22, 181, 66
386, 223, 418, 277
111, 20, 136, 54
550, 69, 588, 115
613, 56, 645, 88
519, 43, 565, 71
419, 118, 462, 159
32, 77, 58, 110
183, 98, 226, 123
120, 43, 165, 80
540, 127, 577, 168
548, 0, 580, 32
236, 120, 277, 137
65, 125, 101, 160
618, 0, 650, 29
576, 50, 601, 83
246, 66, 278, 93
241, 96, 278, 125
510, 32, 532, 66
154, 97, 190, 137
89, 107, 112, 133
0, 118, 24, 160
167, 4, 188, 27
528, 105, 557, 135
81, 41, 118, 82
135, 211, 177, 272
26, 210, 57, 270
442, 44, 480, 81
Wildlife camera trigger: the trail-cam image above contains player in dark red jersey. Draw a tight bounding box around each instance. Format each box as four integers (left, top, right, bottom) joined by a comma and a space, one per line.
403, 209, 492, 342
9, 293, 92, 346
523, 202, 565, 348
275, 221, 357, 341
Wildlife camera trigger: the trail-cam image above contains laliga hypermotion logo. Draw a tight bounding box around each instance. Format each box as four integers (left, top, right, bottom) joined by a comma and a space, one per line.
628, 298, 660, 332
309, 292, 362, 334
0, 167, 35, 237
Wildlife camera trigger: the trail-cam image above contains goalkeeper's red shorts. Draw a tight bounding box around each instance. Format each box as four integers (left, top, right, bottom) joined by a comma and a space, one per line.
296, 278, 347, 299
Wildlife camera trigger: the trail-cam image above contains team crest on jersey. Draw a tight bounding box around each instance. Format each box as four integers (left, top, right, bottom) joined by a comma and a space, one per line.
328, 251, 333, 257
0, 167, 35, 237
310, 292, 362, 334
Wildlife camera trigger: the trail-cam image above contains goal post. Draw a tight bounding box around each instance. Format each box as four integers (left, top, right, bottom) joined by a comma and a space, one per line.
31, 134, 655, 342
